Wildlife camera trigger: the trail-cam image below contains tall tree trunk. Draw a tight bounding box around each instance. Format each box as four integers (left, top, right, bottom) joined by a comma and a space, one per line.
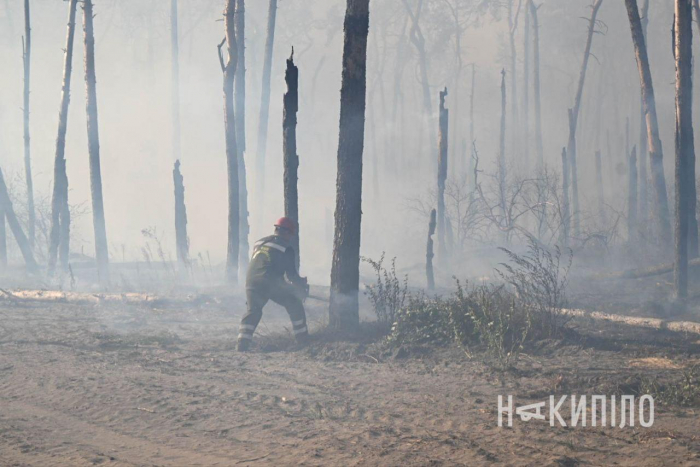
173, 160, 189, 272
499, 70, 507, 218
0, 168, 38, 274
84, 0, 109, 285
255, 0, 278, 217
507, 0, 521, 157
23, 0, 34, 250
426, 209, 436, 290
171, 0, 181, 161
330, 0, 370, 330
469, 64, 476, 185
638, 0, 649, 230
628, 146, 638, 243
283, 52, 300, 270
561, 147, 570, 246
235, 0, 249, 277
675, 0, 693, 300
48, 0, 78, 277
624, 0, 672, 245
529, 0, 544, 169
523, 0, 530, 171
595, 149, 606, 223
437, 88, 448, 264
567, 0, 604, 238
221, 1, 240, 285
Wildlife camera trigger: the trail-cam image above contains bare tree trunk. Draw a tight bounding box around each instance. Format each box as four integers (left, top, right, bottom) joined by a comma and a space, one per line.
567, 0, 604, 238
595, 150, 606, 223
561, 147, 570, 246
83, 0, 109, 285
638, 0, 649, 230
523, 0, 530, 170
330, 0, 370, 330
469, 65, 476, 182
426, 209, 436, 290
171, 0, 181, 161
674, 0, 694, 300
221, 1, 240, 285
437, 88, 448, 264
255, 0, 278, 217
0, 168, 38, 273
507, 0, 521, 156
625, 0, 672, 245
529, 1, 544, 169
499, 70, 507, 217
48, 0, 78, 277
173, 160, 189, 272
628, 146, 638, 243
235, 0, 249, 278
283, 51, 300, 270
23, 0, 34, 250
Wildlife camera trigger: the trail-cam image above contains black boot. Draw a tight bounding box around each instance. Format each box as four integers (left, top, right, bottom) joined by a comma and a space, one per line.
237, 338, 251, 352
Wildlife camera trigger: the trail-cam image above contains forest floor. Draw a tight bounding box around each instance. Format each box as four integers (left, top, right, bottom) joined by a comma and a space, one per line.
0, 282, 699, 466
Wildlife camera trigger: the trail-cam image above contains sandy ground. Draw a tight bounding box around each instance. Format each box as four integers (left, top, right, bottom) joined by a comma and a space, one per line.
0, 294, 699, 466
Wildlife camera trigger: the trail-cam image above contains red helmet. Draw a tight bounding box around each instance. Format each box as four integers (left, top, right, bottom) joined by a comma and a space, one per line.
274, 217, 298, 234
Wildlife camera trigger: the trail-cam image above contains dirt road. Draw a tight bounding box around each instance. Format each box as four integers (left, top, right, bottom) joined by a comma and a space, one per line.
0, 298, 698, 466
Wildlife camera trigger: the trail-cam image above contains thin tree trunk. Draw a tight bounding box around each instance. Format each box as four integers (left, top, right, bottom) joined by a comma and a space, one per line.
507, 0, 521, 156
638, 0, 649, 229
426, 209, 436, 290
171, 0, 181, 161
628, 146, 638, 243
23, 0, 34, 250
529, 0, 544, 169
437, 88, 448, 264
469, 64, 476, 186
235, 0, 249, 277
499, 70, 507, 218
0, 168, 38, 274
83, 0, 109, 285
562, 147, 570, 246
173, 160, 189, 271
674, 0, 693, 300
221, 1, 240, 285
523, 0, 530, 170
283, 51, 300, 270
624, 0, 672, 245
568, 0, 604, 238
330, 0, 370, 330
48, 0, 78, 277
595, 150, 606, 223
255, 0, 278, 216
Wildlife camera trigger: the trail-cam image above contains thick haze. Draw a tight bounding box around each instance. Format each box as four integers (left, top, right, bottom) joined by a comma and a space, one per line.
0, 0, 688, 285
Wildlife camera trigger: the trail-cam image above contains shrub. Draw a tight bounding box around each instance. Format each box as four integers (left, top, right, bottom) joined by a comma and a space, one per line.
362, 253, 408, 326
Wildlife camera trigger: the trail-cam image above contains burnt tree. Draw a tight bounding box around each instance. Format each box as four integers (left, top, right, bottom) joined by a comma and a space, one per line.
624, 0, 672, 245
507, 0, 521, 155
0, 168, 38, 273
637, 0, 649, 227
220, 1, 240, 285
171, 0, 181, 161
48, 0, 78, 277
628, 146, 638, 243
235, 0, 250, 276
567, 0, 604, 238
23, 0, 34, 249
283, 51, 300, 270
255, 0, 278, 214
498, 70, 507, 218
173, 160, 189, 271
437, 87, 448, 264
674, 0, 694, 300
84, 0, 109, 284
330, 0, 370, 330
561, 147, 570, 246
426, 209, 436, 290
529, 0, 544, 169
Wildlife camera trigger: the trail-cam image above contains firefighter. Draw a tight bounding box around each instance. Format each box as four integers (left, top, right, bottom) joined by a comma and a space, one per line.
237, 217, 309, 352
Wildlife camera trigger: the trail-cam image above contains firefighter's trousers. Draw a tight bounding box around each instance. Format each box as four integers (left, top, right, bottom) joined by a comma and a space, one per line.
238, 279, 308, 342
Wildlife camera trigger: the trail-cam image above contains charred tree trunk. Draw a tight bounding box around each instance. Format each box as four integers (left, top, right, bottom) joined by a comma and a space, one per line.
529, 0, 544, 169
235, 0, 249, 277
567, 0, 604, 238
499, 70, 507, 218
638, 0, 649, 229
426, 209, 436, 290
674, 0, 693, 300
48, 0, 78, 277
437, 88, 448, 264
595, 150, 606, 223
84, 0, 109, 285
625, 0, 672, 245
562, 147, 570, 246
23, 0, 34, 250
173, 160, 189, 271
628, 146, 638, 243
523, 0, 531, 170
0, 168, 38, 274
255, 0, 278, 215
330, 0, 370, 330
171, 0, 181, 161
507, 0, 521, 156
283, 52, 300, 270
221, 1, 240, 285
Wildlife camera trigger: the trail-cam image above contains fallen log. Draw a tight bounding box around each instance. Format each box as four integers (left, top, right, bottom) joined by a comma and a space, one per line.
592, 257, 700, 280
560, 308, 700, 335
